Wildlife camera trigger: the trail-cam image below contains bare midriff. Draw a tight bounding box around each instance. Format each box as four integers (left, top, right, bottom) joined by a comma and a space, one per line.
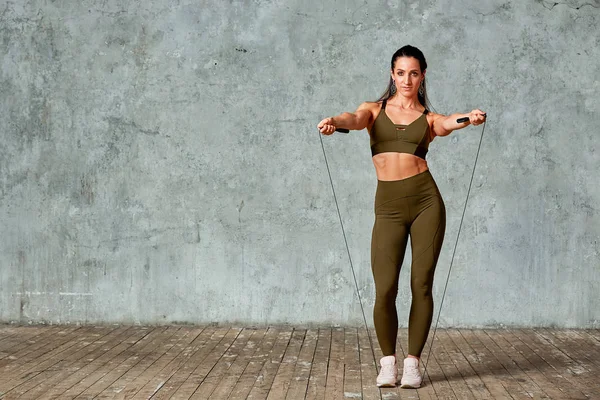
372, 153, 429, 181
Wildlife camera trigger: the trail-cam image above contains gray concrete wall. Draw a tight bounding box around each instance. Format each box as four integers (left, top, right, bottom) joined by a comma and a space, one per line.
1, 0, 598, 328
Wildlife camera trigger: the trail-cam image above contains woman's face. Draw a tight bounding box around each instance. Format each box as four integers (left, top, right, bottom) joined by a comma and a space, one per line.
391, 56, 424, 97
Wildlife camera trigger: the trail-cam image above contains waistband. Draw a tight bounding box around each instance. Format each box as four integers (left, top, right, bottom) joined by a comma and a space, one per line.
377, 169, 434, 186
375, 169, 440, 202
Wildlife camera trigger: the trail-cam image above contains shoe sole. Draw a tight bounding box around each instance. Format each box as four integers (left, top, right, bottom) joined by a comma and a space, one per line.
376, 379, 402, 388
400, 383, 421, 389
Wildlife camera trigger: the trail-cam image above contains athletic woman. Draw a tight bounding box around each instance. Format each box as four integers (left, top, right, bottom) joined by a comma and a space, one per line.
317, 45, 486, 388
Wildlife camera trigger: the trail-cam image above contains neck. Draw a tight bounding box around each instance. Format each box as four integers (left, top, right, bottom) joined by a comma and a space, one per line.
389, 95, 421, 110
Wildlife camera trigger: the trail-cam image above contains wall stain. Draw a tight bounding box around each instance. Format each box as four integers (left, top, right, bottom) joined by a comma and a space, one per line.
80, 173, 96, 205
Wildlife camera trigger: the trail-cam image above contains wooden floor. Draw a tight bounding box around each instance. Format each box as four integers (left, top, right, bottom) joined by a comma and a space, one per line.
0, 325, 598, 399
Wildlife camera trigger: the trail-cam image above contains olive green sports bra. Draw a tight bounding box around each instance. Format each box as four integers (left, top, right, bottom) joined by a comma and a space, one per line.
369, 99, 431, 159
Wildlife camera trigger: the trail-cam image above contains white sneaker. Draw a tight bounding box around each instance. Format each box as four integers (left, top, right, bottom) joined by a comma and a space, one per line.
400, 357, 422, 388
376, 355, 398, 387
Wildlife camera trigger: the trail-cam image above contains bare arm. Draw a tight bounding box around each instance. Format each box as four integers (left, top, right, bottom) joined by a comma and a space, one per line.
318, 102, 374, 135
431, 109, 486, 137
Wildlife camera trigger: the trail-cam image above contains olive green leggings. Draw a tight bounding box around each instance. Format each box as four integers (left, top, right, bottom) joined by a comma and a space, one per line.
371, 170, 446, 358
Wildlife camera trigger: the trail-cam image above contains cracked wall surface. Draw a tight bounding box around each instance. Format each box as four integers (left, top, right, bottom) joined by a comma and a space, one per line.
1, 0, 599, 327
537, 0, 600, 9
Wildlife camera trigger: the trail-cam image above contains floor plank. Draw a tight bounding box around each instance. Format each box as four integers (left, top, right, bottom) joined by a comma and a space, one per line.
264, 329, 305, 400
416, 331, 456, 400
36, 326, 148, 399
95, 326, 183, 399
146, 326, 220, 399
429, 330, 475, 400
22, 326, 133, 399
324, 328, 345, 400
74, 326, 173, 399
458, 329, 529, 399
169, 328, 242, 399
190, 328, 254, 399
501, 328, 588, 400
228, 327, 280, 400
0, 326, 59, 361
472, 329, 546, 399
343, 328, 362, 400
305, 328, 332, 400
357, 328, 380, 400
245, 328, 293, 400
208, 328, 269, 400
510, 329, 600, 399
284, 328, 317, 400
129, 326, 207, 399
444, 329, 513, 400
434, 330, 492, 399
60, 326, 154, 399
537, 328, 600, 371
0, 326, 118, 398
0, 325, 598, 400
482, 328, 572, 400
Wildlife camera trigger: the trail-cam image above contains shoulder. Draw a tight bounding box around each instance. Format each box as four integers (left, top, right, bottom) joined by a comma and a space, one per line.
356, 101, 382, 118
356, 101, 381, 112
426, 111, 445, 120
426, 111, 446, 126
355, 101, 382, 131
353, 101, 380, 119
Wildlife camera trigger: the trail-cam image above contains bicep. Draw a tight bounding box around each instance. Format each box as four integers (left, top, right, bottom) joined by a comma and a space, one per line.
354, 102, 374, 130
431, 113, 451, 137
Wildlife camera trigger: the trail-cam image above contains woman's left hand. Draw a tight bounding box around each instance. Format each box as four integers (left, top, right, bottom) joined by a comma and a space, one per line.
469, 109, 487, 126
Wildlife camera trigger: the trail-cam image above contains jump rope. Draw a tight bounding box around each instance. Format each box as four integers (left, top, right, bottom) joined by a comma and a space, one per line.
318, 110, 487, 390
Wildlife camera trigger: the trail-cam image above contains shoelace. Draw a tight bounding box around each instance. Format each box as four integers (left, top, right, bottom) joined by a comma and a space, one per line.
379, 364, 396, 377
382, 364, 396, 372
404, 364, 420, 375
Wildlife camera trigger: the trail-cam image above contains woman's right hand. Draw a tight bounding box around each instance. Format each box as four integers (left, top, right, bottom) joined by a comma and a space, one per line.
317, 117, 337, 135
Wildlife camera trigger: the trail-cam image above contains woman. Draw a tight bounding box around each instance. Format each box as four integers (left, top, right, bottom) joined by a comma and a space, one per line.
317, 45, 486, 389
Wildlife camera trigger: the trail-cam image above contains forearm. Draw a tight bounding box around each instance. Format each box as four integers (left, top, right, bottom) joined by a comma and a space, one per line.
331, 112, 360, 130
440, 113, 470, 134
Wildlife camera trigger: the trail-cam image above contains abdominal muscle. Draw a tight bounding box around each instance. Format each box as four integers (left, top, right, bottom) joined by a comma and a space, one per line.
372, 152, 429, 181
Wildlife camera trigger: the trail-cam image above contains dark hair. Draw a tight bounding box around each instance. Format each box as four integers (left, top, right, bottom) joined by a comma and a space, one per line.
376, 45, 432, 110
